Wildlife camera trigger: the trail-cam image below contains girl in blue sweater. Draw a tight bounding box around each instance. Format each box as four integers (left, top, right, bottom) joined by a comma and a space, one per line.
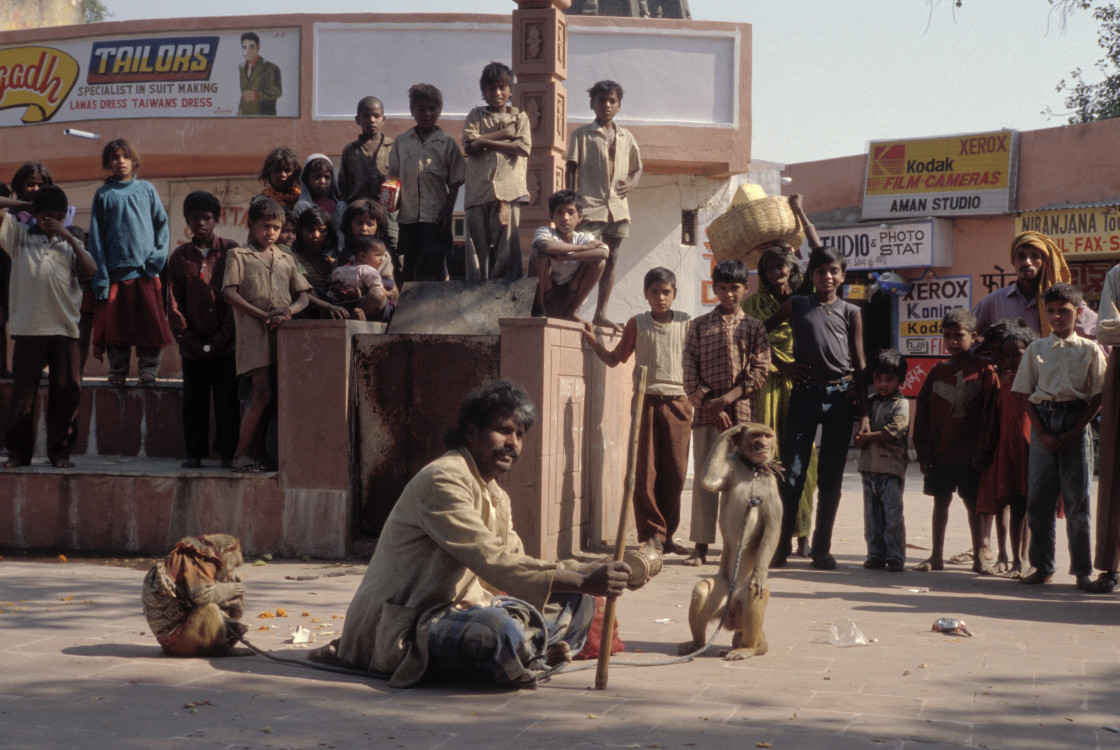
89, 139, 172, 385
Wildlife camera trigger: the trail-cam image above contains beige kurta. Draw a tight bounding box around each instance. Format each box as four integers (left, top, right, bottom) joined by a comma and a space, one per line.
566, 121, 641, 224
462, 105, 530, 207
336, 448, 569, 687
222, 244, 311, 375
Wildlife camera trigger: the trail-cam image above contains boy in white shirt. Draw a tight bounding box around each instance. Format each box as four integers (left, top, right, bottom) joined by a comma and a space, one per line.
1012, 282, 1108, 588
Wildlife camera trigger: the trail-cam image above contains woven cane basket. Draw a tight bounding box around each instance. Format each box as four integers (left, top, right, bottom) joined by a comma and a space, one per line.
705, 196, 805, 269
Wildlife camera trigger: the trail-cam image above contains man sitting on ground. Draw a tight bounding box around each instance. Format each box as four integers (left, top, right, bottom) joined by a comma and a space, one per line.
313, 379, 629, 688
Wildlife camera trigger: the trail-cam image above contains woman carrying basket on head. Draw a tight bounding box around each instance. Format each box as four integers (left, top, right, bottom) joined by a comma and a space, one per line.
742, 243, 818, 559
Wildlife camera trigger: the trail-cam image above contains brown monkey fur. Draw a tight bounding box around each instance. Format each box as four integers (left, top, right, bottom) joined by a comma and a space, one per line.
678, 424, 782, 660
141, 534, 247, 657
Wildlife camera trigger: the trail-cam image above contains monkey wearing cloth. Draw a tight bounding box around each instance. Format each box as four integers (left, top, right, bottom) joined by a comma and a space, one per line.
142, 534, 248, 657
678, 424, 782, 660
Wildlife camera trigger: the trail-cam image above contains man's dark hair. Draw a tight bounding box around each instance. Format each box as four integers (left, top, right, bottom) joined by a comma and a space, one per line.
711, 258, 749, 286
871, 349, 908, 381
587, 80, 624, 101
1043, 282, 1084, 307
408, 83, 443, 109
547, 189, 582, 216
241, 32, 261, 45
443, 380, 537, 449
941, 307, 978, 334
30, 184, 68, 215
183, 190, 221, 221
480, 61, 515, 94
644, 266, 676, 291
806, 246, 846, 274
248, 196, 284, 224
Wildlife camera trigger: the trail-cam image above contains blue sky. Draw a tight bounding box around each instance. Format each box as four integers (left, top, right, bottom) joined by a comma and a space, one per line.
97, 0, 1104, 165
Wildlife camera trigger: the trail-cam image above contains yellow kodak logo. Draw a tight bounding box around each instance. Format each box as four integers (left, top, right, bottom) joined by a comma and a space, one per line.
0, 47, 79, 123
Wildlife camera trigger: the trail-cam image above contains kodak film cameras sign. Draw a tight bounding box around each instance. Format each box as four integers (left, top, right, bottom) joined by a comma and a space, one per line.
863, 130, 1019, 220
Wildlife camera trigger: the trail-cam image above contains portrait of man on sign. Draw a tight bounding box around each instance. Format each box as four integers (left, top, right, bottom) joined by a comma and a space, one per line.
237, 31, 281, 116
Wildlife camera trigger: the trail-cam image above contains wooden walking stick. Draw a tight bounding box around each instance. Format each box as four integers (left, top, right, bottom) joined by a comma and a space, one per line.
594, 365, 648, 690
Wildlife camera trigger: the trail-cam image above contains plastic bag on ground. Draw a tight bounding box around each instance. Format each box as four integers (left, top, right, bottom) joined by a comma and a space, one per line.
828, 618, 870, 647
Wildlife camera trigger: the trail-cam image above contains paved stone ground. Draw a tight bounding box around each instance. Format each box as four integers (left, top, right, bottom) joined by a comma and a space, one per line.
2, 462, 1119, 750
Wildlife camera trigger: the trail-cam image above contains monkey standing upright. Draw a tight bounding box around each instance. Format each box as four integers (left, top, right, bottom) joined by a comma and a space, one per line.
678, 424, 782, 660
142, 534, 247, 657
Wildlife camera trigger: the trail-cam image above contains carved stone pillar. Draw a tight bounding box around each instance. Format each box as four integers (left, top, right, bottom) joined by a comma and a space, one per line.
512, 0, 570, 269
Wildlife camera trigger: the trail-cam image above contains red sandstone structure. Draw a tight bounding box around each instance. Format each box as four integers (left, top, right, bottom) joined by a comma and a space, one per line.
0, 10, 751, 559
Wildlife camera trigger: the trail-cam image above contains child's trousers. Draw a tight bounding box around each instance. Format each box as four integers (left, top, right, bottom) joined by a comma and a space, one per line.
181, 353, 241, 462
779, 381, 854, 561
6, 335, 81, 464
862, 472, 906, 563
1027, 400, 1093, 577
633, 394, 691, 544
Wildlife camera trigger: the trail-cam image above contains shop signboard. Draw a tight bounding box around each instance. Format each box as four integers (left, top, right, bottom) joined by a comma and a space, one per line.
797, 218, 953, 270
1016, 205, 1120, 260
896, 272, 971, 358
0, 28, 299, 126
863, 130, 1018, 220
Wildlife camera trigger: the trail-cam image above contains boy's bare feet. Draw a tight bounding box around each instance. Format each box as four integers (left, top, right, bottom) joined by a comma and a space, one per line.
795, 536, 811, 558
972, 560, 994, 575
107, 373, 126, 386
948, 549, 973, 564
592, 315, 622, 333
50, 458, 75, 468
4, 458, 30, 468
913, 558, 944, 572
1018, 569, 1053, 584
683, 547, 707, 567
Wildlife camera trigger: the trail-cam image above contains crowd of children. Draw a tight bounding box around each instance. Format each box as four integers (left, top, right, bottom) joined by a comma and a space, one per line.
0, 66, 1116, 592
0, 64, 642, 474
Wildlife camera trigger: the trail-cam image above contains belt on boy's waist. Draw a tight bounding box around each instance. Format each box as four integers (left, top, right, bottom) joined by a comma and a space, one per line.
1037, 398, 1086, 408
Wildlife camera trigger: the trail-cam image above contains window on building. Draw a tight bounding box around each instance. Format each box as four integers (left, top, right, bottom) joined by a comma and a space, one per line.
681, 209, 698, 246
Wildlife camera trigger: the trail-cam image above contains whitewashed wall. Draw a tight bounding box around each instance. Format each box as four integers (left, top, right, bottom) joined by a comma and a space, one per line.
312, 21, 740, 127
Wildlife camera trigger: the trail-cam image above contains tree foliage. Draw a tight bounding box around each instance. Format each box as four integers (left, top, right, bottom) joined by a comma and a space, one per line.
1054, 3, 1120, 122
84, 0, 111, 23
